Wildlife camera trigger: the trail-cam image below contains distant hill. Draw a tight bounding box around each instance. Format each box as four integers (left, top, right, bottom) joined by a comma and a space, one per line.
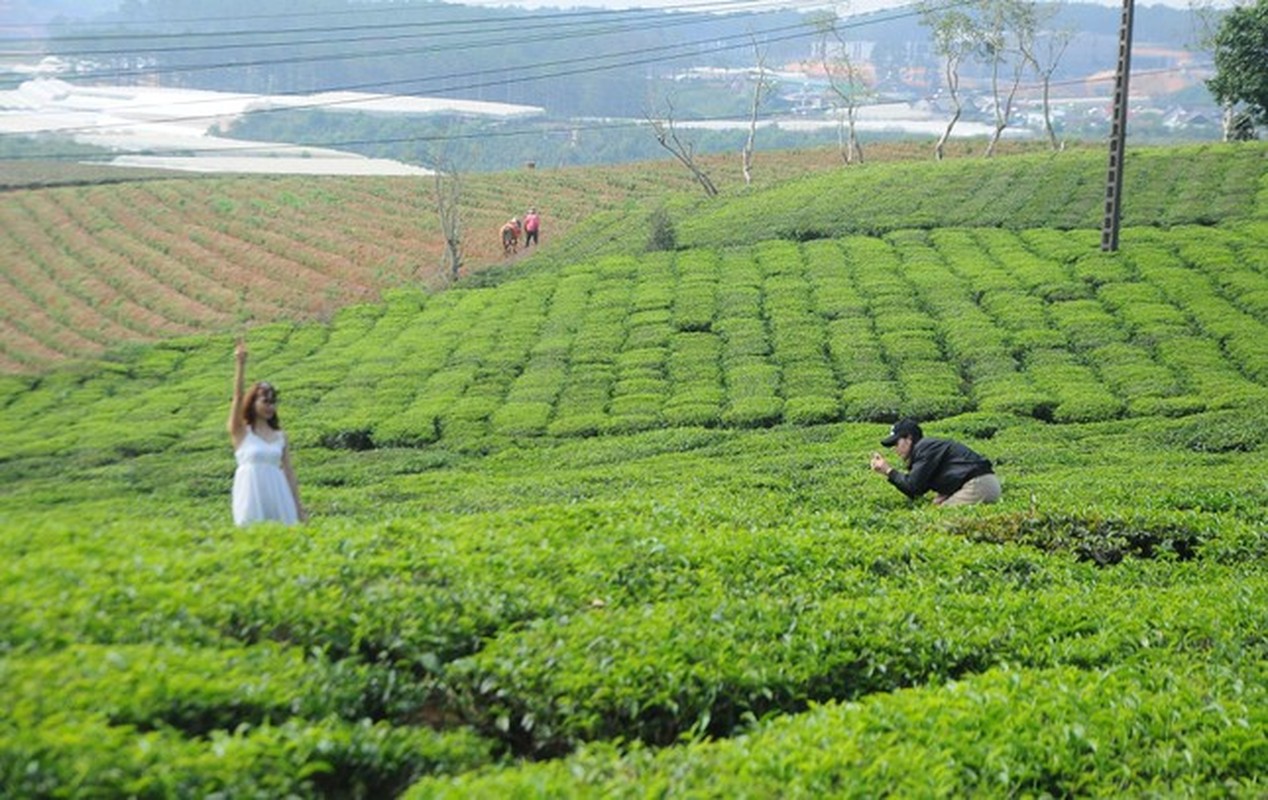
34, 1, 1215, 119
5, 2, 1223, 177
847, 2, 1208, 81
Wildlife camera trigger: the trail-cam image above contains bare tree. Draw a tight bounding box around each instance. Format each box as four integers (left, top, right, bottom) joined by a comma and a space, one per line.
648, 96, 718, 198
922, 4, 977, 160
979, 0, 1037, 157
742, 36, 776, 187
815, 9, 870, 165
429, 156, 463, 284
1019, 2, 1074, 151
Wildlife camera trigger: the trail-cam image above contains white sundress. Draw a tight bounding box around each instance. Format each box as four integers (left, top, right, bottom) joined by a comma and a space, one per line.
232, 427, 299, 526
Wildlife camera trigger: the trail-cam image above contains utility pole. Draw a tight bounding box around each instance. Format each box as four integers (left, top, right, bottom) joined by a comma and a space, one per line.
1100, 0, 1134, 252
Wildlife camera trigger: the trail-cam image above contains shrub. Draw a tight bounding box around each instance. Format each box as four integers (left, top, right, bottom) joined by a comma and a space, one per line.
373, 412, 440, 448
321, 428, 376, 451
547, 412, 607, 438
725, 361, 780, 399
646, 207, 677, 252
663, 403, 721, 427
784, 395, 840, 425
491, 403, 552, 437
939, 509, 1207, 564
721, 396, 784, 428
603, 413, 662, 434
608, 394, 663, 418
1162, 408, 1268, 453
841, 381, 902, 421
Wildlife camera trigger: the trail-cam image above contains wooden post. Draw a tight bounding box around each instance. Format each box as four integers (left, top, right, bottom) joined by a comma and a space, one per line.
1101, 0, 1135, 252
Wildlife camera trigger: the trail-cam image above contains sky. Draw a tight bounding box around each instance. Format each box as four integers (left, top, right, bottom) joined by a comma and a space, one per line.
453, 0, 1241, 11
2, 0, 1243, 29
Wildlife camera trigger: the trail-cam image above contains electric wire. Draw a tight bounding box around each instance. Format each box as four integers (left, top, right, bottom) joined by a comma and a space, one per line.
0, 0, 1202, 165
0, 0, 824, 58
9, 2, 949, 140
12, 16, 820, 84
0, 0, 828, 34
1, 60, 1209, 166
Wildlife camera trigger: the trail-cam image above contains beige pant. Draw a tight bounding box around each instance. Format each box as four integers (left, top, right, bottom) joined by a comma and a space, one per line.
941, 473, 1002, 507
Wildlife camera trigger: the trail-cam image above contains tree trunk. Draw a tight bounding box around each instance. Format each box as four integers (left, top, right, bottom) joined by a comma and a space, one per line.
432, 168, 462, 283
985, 58, 1023, 158
742, 40, 769, 188
935, 54, 962, 161
846, 105, 864, 164
836, 114, 849, 165
651, 113, 718, 198
1042, 74, 1058, 150
935, 105, 960, 161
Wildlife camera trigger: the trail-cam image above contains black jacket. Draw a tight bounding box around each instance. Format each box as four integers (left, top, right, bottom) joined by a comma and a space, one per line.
887, 437, 993, 500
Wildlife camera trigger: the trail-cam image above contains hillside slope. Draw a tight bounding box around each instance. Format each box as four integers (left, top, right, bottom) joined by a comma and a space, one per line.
0, 158, 712, 373
677, 143, 1268, 247
4, 215, 1267, 466
6, 140, 1231, 375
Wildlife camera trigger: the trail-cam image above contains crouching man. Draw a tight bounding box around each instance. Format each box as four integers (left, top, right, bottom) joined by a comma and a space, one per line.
870, 418, 1001, 507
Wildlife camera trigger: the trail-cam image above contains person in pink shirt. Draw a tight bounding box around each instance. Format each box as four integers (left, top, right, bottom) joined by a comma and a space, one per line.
523, 208, 541, 247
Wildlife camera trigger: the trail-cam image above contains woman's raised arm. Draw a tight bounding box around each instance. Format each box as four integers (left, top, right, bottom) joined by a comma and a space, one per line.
227, 339, 248, 445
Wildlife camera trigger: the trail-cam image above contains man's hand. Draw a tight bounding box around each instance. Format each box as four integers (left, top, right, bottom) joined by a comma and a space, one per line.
870, 452, 892, 476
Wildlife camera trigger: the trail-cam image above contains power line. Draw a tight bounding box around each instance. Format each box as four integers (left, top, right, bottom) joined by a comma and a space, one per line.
10, 0, 1202, 166
13, 12, 818, 79
2, 62, 1209, 165
0, 0, 815, 54
12, 30, 796, 133
12, 2, 945, 140
1, 0, 818, 33
17, 21, 819, 138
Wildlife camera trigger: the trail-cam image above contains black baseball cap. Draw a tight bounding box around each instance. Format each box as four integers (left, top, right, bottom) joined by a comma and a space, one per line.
880, 418, 923, 447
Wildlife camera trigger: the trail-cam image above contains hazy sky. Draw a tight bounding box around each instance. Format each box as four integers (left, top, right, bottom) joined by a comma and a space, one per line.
457, 0, 1238, 10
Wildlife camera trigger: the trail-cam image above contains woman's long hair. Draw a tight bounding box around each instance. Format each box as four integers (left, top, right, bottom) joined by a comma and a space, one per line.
241, 381, 281, 430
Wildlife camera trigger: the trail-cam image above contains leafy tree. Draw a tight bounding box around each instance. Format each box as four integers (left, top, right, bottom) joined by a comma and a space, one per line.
741, 36, 776, 187
1206, 0, 1268, 140
976, 0, 1037, 158
815, 8, 872, 166
1018, 1, 1074, 151
921, 4, 976, 161
646, 206, 677, 252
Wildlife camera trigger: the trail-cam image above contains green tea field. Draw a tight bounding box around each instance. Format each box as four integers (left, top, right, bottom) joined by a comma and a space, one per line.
2, 142, 1267, 797
0, 140, 1042, 375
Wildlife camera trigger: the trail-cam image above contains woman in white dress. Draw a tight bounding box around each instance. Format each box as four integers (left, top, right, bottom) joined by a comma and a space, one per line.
227, 339, 306, 526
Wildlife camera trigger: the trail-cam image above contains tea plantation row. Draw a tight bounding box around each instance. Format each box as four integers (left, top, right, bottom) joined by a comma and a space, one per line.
3, 222, 1267, 473
675, 143, 1268, 247
4, 409, 1268, 795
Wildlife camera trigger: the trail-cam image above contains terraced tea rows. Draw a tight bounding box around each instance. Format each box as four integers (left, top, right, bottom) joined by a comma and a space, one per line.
678, 144, 1268, 247
0, 163, 709, 373
4, 218, 1267, 469
5, 143, 1261, 375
